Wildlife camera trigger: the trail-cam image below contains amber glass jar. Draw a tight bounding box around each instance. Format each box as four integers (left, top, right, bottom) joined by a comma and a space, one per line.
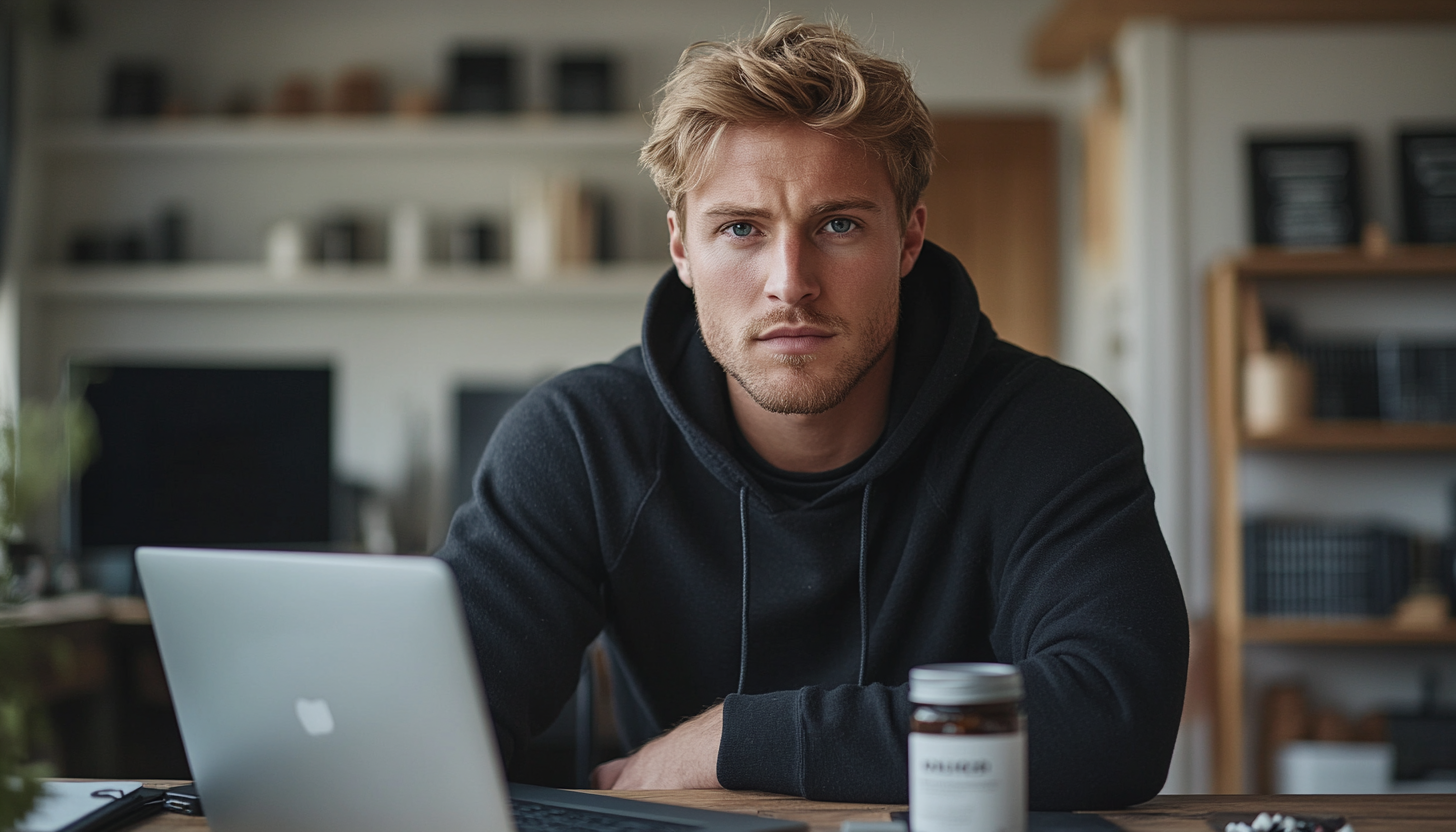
912, 700, 1021, 736
908, 664, 1026, 832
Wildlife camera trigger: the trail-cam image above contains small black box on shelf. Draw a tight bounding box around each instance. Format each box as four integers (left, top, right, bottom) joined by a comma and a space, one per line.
111, 227, 148, 262
1398, 129, 1456, 244
553, 55, 616, 113
447, 48, 518, 113
453, 218, 502, 264
67, 228, 109, 264
153, 205, 187, 263
1248, 136, 1363, 248
316, 215, 374, 264
1435, 536, 1453, 605
105, 60, 167, 119
590, 190, 616, 262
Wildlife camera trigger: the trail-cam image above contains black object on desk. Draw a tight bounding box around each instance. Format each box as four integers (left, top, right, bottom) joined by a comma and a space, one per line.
162, 783, 204, 816
21, 785, 165, 832
890, 810, 1122, 831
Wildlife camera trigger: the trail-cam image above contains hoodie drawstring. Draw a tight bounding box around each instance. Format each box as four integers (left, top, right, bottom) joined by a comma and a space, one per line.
737, 486, 750, 695
857, 482, 872, 686
735, 482, 875, 695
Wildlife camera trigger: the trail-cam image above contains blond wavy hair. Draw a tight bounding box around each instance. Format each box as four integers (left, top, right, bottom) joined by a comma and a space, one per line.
640, 14, 935, 224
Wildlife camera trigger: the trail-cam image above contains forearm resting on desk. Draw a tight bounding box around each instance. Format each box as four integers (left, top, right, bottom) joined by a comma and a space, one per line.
592, 703, 724, 790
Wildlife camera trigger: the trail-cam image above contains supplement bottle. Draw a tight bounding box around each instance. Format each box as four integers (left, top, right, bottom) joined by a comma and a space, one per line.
908, 663, 1026, 832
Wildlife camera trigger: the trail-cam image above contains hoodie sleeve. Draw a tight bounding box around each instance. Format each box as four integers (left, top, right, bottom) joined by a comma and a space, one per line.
434, 376, 619, 767
718, 362, 1188, 810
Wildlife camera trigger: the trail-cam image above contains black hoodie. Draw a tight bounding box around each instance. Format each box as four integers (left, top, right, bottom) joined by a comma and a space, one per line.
436, 241, 1188, 809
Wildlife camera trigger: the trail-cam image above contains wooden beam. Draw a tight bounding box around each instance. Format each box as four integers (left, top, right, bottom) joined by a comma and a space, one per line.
1205, 260, 1245, 793
1031, 0, 1456, 74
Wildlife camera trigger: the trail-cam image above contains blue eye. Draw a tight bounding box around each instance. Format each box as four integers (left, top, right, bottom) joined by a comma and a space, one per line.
827, 218, 855, 233
729, 223, 754, 237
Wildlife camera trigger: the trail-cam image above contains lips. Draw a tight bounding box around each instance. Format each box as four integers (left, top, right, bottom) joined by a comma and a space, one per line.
756, 325, 835, 355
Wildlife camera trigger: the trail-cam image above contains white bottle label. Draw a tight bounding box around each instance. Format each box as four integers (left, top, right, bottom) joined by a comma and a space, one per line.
909, 731, 1026, 832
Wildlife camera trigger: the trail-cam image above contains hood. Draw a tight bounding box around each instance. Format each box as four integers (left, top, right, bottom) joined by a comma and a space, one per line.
640, 240, 996, 512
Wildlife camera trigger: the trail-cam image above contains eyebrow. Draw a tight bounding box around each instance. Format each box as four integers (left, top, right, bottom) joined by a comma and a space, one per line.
701, 204, 772, 220
811, 199, 883, 215
698, 199, 884, 219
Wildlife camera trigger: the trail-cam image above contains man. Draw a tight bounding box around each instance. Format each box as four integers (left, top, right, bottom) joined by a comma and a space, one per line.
437, 16, 1187, 810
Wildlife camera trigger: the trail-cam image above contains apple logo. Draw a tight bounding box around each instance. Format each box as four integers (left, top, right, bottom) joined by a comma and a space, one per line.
294, 698, 335, 736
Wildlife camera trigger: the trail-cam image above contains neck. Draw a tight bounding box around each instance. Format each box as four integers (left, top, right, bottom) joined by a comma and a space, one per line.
728, 343, 896, 473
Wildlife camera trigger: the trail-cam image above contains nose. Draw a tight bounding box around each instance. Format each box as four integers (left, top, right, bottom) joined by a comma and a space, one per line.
762, 233, 820, 306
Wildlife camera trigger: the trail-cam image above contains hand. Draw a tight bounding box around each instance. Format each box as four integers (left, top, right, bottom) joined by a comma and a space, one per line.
590, 703, 724, 790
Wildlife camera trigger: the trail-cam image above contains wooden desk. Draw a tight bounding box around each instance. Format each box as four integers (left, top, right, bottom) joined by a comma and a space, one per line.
114, 784, 1456, 832
4, 596, 186, 778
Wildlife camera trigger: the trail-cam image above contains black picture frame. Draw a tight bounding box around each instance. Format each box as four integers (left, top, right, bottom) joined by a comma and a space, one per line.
447, 47, 519, 114
1248, 137, 1363, 248
554, 55, 616, 113
1398, 128, 1456, 244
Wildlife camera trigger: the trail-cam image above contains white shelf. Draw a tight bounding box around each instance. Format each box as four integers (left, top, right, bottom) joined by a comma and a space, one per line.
34, 262, 667, 302
42, 113, 650, 155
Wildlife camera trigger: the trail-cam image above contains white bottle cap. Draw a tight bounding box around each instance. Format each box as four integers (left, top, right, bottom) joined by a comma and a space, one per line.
910, 663, 1022, 705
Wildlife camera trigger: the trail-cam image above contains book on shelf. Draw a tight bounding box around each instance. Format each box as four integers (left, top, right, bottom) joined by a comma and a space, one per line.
1294, 340, 1381, 420
1289, 337, 1456, 423
1376, 337, 1456, 423
1243, 518, 1413, 617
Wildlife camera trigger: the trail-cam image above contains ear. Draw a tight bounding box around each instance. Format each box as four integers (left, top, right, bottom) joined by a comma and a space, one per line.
667, 210, 691, 288
899, 203, 928, 279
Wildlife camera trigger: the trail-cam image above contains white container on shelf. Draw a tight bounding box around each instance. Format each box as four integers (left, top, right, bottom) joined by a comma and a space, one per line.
1242, 350, 1312, 436
512, 172, 552, 281
389, 203, 426, 281
1276, 740, 1393, 794
265, 220, 305, 280
511, 172, 592, 282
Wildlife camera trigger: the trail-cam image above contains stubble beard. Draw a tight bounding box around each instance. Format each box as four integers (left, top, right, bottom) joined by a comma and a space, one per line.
697, 289, 900, 416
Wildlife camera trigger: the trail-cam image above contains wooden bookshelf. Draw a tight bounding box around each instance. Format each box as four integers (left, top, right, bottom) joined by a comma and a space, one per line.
1244, 617, 1456, 645
1236, 246, 1456, 278
1030, 1, 1456, 75
43, 113, 650, 155
0, 593, 149, 626
34, 263, 663, 303
1244, 421, 1456, 452
1206, 249, 1456, 793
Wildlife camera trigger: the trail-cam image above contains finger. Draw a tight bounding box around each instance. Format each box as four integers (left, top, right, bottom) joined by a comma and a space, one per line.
591, 757, 626, 789
610, 760, 649, 790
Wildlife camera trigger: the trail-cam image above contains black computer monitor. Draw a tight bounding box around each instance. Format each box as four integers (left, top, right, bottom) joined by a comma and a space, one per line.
70, 363, 334, 556
453, 384, 532, 511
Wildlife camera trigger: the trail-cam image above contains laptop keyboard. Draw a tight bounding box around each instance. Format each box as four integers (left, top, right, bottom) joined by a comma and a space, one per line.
511, 798, 699, 832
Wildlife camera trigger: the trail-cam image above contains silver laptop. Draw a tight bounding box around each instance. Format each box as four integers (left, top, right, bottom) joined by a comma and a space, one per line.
137, 547, 806, 832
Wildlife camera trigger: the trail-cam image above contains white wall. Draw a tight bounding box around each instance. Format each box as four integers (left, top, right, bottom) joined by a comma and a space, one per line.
15, 0, 1083, 548
1171, 23, 1456, 791
43, 0, 1075, 119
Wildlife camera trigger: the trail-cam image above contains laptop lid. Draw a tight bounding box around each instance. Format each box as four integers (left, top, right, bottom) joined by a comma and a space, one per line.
137, 547, 514, 832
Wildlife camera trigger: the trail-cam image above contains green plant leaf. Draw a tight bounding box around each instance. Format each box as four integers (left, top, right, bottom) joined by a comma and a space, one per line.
0, 627, 51, 827
1, 400, 98, 538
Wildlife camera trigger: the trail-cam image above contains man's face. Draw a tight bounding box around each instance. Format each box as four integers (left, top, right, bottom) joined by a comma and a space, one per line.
668, 122, 926, 415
